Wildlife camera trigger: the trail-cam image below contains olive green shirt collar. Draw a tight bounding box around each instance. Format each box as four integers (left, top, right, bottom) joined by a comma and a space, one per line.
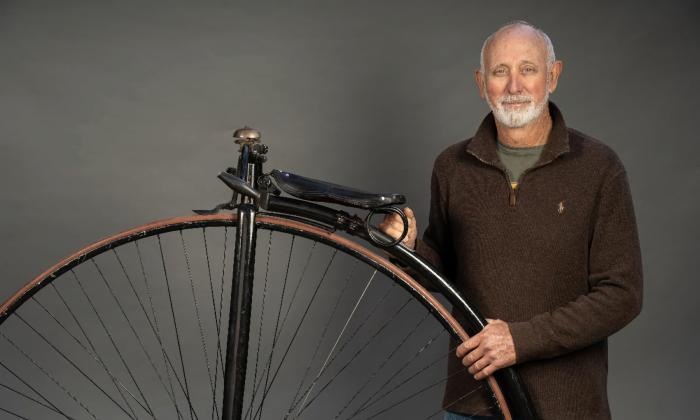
466, 101, 571, 169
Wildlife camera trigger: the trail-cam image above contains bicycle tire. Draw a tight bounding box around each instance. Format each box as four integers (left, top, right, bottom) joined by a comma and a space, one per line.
0, 213, 518, 419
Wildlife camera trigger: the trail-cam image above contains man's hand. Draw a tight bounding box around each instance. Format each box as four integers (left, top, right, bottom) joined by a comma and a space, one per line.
378, 207, 417, 249
456, 319, 516, 380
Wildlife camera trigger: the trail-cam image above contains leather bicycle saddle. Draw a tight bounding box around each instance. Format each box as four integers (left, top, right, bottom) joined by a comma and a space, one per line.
269, 169, 406, 210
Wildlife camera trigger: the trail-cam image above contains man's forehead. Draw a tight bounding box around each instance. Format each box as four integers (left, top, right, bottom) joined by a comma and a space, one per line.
484, 26, 548, 67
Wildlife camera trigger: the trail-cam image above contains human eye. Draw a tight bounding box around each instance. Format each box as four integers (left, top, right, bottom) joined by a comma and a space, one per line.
521, 66, 537, 74
492, 67, 507, 76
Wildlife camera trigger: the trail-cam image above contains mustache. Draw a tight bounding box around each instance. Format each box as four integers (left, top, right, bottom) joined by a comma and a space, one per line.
499, 95, 534, 104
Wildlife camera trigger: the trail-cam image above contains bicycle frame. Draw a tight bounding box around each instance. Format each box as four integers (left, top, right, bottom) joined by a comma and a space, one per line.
217, 131, 537, 420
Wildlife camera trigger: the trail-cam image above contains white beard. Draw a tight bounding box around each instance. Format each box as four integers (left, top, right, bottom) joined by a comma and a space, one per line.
487, 91, 549, 129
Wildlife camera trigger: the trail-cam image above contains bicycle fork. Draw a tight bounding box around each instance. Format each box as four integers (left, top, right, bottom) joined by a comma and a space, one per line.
222, 203, 257, 420
221, 129, 268, 420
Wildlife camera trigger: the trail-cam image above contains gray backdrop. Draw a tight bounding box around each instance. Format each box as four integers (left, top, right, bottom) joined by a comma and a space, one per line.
1, 0, 698, 418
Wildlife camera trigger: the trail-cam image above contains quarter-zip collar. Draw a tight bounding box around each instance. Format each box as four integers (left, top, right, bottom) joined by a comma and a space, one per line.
465, 101, 570, 170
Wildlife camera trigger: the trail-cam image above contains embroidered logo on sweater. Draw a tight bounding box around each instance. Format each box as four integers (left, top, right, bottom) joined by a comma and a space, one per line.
557, 201, 565, 214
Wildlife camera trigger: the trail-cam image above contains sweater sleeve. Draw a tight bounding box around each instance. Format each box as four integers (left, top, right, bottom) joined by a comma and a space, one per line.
508, 169, 643, 363
415, 164, 456, 280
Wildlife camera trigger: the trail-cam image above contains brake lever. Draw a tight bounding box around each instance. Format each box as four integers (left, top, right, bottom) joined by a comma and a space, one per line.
193, 201, 236, 215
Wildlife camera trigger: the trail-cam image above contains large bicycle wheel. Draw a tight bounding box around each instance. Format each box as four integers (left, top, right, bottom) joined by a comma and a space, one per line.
0, 213, 519, 419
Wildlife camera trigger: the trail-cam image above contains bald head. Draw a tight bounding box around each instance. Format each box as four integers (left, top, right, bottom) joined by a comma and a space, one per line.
480, 21, 556, 74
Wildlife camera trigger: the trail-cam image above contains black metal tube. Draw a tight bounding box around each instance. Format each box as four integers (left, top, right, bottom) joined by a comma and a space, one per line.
266, 195, 344, 227
238, 145, 250, 180
222, 203, 257, 419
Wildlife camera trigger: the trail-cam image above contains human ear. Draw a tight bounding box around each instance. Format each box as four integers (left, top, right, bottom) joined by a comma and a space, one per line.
548, 60, 564, 93
474, 70, 486, 99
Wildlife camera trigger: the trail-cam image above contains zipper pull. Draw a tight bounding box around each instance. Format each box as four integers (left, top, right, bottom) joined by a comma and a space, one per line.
509, 185, 517, 206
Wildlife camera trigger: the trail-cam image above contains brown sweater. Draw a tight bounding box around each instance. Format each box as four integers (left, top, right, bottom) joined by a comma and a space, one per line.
416, 103, 643, 419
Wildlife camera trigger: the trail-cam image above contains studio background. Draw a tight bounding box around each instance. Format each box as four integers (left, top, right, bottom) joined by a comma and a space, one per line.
1, 0, 697, 418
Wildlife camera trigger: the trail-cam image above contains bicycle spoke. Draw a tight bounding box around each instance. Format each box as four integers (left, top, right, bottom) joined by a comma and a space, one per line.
294, 296, 413, 417
286, 280, 397, 417
157, 235, 197, 420
246, 231, 274, 418
46, 285, 140, 418
89, 259, 157, 417
14, 312, 140, 418
0, 360, 70, 419
241, 238, 318, 420
363, 368, 469, 420
134, 241, 185, 420
116, 245, 197, 417
335, 309, 432, 419
180, 231, 218, 420
260, 235, 296, 404
242, 234, 297, 420
29, 297, 142, 418
0, 381, 62, 416
213, 226, 230, 415
286, 260, 360, 417
248, 248, 338, 420
0, 406, 29, 420
71, 267, 154, 418
0, 332, 97, 419
290, 268, 377, 417
273, 241, 318, 345
217, 226, 230, 349
435, 385, 490, 419
318, 282, 398, 377
202, 228, 225, 420
349, 331, 449, 418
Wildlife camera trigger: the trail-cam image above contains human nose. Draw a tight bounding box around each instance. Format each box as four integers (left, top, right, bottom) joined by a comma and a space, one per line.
507, 74, 522, 94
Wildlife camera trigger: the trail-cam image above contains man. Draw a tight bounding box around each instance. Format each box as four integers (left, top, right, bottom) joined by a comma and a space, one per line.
380, 21, 642, 419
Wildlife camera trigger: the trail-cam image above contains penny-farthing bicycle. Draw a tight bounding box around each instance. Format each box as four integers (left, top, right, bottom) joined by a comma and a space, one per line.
0, 128, 536, 419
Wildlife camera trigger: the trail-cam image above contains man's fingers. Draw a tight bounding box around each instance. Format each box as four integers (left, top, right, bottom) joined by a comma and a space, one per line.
379, 207, 417, 248
380, 214, 407, 239
466, 349, 499, 379
474, 363, 498, 380
382, 213, 401, 225
387, 215, 406, 230
384, 227, 404, 240
461, 346, 484, 369
467, 355, 491, 375
404, 208, 416, 228
456, 336, 480, 358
